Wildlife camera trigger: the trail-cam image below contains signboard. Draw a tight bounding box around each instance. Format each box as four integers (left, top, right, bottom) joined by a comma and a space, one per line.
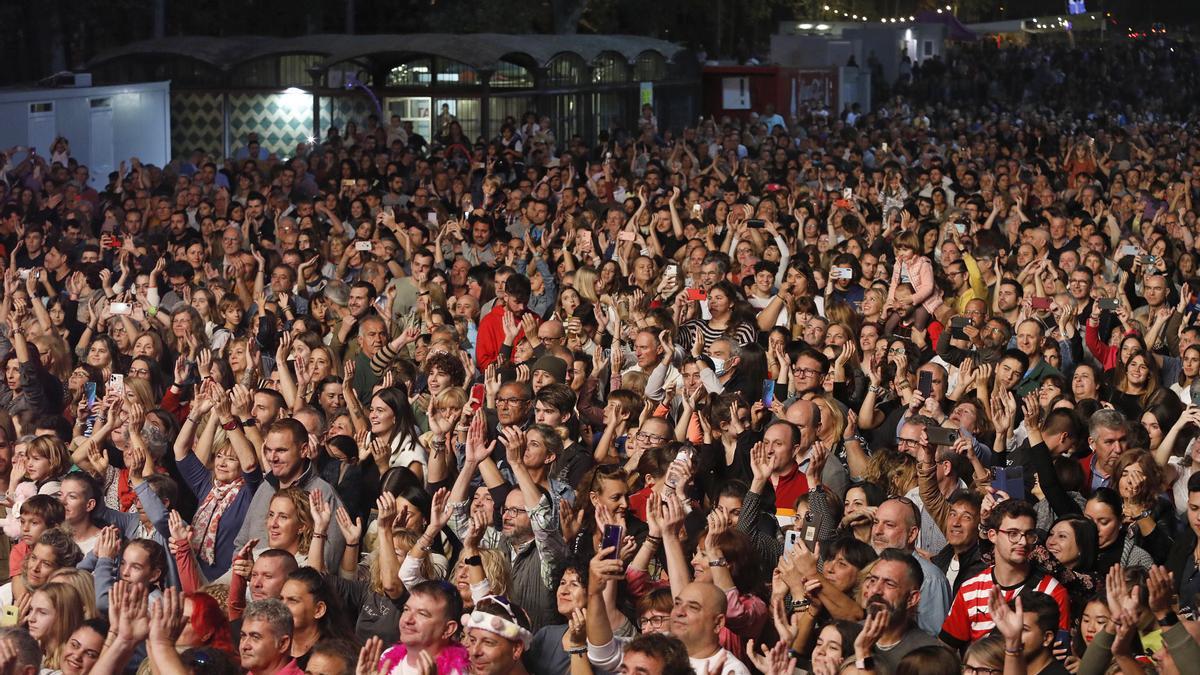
721, 77, 751, 110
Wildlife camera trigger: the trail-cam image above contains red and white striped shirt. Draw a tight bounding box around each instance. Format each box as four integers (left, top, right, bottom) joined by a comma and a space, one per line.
940, 567, 1070, 646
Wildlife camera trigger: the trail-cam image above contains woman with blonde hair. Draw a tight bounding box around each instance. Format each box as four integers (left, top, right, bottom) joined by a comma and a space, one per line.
25, 581, 88, 670
573, 266, 601, 304
45, 567, 100, 619
30, 334, 71, 384
258, 487, 314, 564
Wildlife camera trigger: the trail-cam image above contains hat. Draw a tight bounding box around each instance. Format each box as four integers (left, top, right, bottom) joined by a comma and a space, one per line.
531, 355, 567, 383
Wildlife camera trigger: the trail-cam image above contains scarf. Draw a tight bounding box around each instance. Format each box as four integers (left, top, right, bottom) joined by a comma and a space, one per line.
379, 643, 469, 675
190, 477, 245, 565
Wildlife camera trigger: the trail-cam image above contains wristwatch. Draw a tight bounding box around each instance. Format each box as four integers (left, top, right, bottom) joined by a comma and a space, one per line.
856, 656, 875, 670
1158, 610, 1180, 627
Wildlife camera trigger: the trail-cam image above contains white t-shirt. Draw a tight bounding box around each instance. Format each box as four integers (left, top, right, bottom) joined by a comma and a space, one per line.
690, 649, 751, 675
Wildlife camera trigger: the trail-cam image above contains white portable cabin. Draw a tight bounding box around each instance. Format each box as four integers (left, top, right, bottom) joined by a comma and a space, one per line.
0, 79, 170, 190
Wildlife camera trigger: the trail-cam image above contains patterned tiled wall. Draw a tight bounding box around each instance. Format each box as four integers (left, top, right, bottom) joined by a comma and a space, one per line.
167, 92, 391, 161
325, 96, 376, 136
171, 92, 224, 160
228, 92, 315, 159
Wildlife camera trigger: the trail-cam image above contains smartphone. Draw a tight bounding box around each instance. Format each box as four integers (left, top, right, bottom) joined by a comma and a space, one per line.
111, 302, 131, 315
84, 382, 97, 408
842, 188, 853, 201
954, 222, 967, 234
926, 426, 959, 447
746, 219, 766, 229
950, 316, 969, 340
18, 270, 29, 280
1099, 298, 1120, 311
831, 266, 852, 280
426, 212, 439, 225
802, 508, 825, 551
601, 524, 623, 559
918, 371, 933, 397
0, 605, 17, 627
108, 373, 125, 398
1119, 245, 1139, 258
992, 466, 1026, 500
880, 142, 889, 153
1138, 254, 1158, 265
686, 288, 707, 301
341, 179, 355, 190
469, 384, 485, 412
691, 203, 703, 217
355, 241, 372, 252
664, 264, 678, 279
762, 379, 776, 408
1030, 297, 1051, 310
108, 237, 123, 249
784, 529, 802, 554
1055, 629, 1072, 655
618, 230, 636, 242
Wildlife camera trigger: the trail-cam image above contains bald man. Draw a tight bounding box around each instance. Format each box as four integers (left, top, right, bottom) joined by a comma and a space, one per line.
668, 582, 749, 675
785, 398, 849, 499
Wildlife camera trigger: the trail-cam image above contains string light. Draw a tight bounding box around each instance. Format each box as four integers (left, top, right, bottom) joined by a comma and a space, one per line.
820, 5, 931, 23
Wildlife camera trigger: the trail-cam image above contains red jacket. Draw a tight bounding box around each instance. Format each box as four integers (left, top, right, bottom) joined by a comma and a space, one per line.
475, 304, 535, 370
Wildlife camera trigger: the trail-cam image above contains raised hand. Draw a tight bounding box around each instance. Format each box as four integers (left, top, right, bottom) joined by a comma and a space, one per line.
308, 490, 332, 533
334, 504, 363, 545
355, 636, 384, 675
148, 587, 186, 644
167, 510, 193, 547
376, 493, 398, 531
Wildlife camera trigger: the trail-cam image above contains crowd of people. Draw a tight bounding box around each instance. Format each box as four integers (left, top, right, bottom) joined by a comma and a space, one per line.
0, 33, 1196, 675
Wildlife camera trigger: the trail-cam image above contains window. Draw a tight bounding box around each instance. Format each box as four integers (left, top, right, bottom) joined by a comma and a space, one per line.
388, 59, 433, 86
633, 52, 667, 82
90, 98, 112, 109
545, 54, 584, 87
29, 103, 53, 114
280, 55, 323, 87
436, 60, 477, 85
491, 61, 533, 89
592, 54, 629, 84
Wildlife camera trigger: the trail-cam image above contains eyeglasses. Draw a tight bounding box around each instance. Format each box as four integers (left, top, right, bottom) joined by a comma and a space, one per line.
792, 367, 826, 378
501, 506, 525, 517
496, 397, 530, 406
896, 437, 926, 449
963, 667, 1003, 675
635, 431, 668, 443
887, 348, 907, 355
996, 528, 1038, 544
639, 615, 670, 629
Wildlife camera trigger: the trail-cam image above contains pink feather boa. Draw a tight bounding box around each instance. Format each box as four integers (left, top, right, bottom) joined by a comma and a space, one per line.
379, 642, 470, 675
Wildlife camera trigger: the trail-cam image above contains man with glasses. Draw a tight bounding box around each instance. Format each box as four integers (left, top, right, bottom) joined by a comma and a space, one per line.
789, 346, 829, 397
940, 499, 1070, 650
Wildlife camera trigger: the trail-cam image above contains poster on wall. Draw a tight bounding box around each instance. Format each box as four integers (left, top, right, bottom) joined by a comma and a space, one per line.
640, 82, 653, 107
721, 77, 751, 110
793, 70, 836, 111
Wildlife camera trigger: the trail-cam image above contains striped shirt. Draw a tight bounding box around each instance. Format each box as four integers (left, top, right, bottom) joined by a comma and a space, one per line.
940, 567, 1071, 647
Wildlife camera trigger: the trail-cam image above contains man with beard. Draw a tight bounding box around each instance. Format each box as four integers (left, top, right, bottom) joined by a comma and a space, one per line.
940, 499, 1070, 650
446, 412, 565, 631
855, 549, 942, 673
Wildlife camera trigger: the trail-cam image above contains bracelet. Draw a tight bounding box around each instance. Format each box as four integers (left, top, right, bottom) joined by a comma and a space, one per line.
312, 533, 327, 540
1004, 647, 1022, 655
346, 540, 360, 548
221, 419, 239, 431
565, 647, 587, 655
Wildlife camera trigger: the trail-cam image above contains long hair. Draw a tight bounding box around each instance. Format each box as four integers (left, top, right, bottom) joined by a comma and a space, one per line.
271, 487, 315, 556
32, 582, 87, 669
285, 567, 354, 641
44, 568, 97, 619
371, 386, 421, 454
